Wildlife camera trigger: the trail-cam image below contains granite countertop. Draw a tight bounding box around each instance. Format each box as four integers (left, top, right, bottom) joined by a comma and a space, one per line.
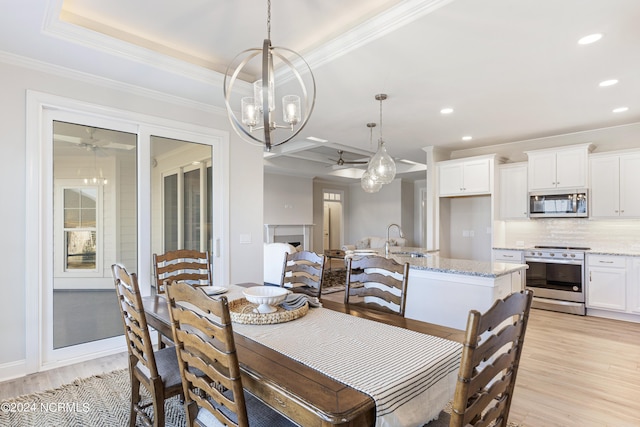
345, 247, 527, 278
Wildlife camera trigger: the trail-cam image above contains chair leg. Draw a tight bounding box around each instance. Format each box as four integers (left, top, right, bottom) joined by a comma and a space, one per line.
129, 375, 140, 427
152, 378, 165, 427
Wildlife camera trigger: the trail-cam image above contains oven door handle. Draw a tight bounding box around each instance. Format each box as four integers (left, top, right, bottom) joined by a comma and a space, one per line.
524, 257, 584, 265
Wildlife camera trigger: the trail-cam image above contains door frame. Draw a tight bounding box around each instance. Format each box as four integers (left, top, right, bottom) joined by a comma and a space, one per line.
25, 91, 229, 373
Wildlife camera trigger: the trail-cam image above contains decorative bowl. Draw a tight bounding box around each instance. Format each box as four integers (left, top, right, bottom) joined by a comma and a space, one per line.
243, 286, 290, 313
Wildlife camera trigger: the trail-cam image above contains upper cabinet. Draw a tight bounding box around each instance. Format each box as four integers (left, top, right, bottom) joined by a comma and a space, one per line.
498, 163, 528, 219
525, 144, 593, 191
438, 157, 492, 197
590, 151, 640, 218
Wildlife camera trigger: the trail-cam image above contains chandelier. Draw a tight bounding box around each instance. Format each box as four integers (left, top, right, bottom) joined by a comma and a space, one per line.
367, 94, 396, 184
361, 123, 382, 193
83, 146, 107, 185
223, 0, 316, 151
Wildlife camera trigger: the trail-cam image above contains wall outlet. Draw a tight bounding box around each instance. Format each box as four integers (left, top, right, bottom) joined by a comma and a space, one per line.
239, 233, 251, 244
516, 240, 525, 247
469, 230, 475, 237
463, 230, 470, 237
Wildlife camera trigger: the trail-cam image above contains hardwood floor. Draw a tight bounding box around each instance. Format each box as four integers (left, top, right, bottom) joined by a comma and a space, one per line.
1, 303, 639, 426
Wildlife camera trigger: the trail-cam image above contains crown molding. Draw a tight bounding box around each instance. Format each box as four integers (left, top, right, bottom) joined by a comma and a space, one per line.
0, 50, 226, 116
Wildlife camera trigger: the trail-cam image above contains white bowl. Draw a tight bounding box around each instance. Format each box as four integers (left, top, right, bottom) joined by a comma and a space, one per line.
243, 286, 289, 313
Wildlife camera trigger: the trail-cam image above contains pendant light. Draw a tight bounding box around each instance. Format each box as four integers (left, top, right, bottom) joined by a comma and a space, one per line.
361, 123, 382, 193
223, 0, 316, 151
367, 94, 396, 184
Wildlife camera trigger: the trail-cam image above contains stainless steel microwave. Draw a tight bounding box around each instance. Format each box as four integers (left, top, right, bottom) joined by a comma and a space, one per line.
529, 189, 588, 218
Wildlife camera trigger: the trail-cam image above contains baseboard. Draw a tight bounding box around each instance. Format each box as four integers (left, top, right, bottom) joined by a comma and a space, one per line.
587, 308, 640, 323
0, 359, 27, 382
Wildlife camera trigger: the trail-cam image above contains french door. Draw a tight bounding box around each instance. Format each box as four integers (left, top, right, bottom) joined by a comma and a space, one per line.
26, 92, 228, 372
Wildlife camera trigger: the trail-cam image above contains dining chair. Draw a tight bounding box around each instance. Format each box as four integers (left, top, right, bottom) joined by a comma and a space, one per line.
111, 264, 184, 427
153, 249, 212, 294
426, 289, 534, 427
344, 255, 409, 316
280, 250, 326, 299
164, 281, 297, 427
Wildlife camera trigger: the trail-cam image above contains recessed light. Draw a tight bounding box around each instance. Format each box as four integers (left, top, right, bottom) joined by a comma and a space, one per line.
612, 107, 629, 113
440, 107, 454, 114
599, 79, 618, 87
462, 136, 473, 141
578, 33, 603, 45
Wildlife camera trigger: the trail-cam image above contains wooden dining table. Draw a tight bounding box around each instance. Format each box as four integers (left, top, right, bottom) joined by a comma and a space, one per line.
142, 283, 464, 427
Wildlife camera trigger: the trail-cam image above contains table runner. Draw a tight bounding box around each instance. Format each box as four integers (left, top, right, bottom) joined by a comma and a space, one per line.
225, 286, 462, 427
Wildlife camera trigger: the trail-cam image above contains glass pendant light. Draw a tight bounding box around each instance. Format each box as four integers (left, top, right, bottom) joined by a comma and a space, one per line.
361, 169, 382, 193
367, 94, 396, 184
361, 122, 381, 193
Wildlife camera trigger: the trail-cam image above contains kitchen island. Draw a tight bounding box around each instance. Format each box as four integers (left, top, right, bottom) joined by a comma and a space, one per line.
387, 249, 527, 330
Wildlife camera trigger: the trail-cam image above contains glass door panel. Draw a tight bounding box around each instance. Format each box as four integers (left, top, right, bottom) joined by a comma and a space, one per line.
150, 136, 213, 292
52, 121, 137, 349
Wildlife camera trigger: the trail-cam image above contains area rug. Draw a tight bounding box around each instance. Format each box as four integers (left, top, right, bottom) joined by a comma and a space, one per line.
0, 369, 523, 427
321, 268, 348, 294
0, 369, 184, 427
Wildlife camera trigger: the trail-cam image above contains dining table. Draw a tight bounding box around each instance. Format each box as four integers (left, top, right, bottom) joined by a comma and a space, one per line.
142, 283, 464, 427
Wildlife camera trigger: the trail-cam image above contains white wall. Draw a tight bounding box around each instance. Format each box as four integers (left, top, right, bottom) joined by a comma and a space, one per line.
264, 173, 313, 225
440, 195, 492, 261
347, 179, 410, 244
0, 58, 264, 369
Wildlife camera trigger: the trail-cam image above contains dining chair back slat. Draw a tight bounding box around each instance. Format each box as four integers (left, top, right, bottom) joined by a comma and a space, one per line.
344, 255, 409, 316
280, 250, 326, 299
153, 249, 212, 294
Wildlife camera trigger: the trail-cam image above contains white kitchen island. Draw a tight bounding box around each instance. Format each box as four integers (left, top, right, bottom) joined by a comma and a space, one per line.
388, 250, 528, 330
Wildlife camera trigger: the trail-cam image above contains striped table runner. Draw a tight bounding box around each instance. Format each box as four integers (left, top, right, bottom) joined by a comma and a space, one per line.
231, 293, 462, 427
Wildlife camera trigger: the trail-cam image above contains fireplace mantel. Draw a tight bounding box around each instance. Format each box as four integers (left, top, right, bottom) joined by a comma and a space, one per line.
264, 224, 314, 250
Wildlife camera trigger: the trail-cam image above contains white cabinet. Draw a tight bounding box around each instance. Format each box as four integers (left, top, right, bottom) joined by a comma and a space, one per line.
493, 249, 525, 292
629, 258, 640, 314
526, 144, 592, 191
587, 255, 627, 311
438, 157, 491, 197
590, 152, 640, 218
498, 163, 528, 219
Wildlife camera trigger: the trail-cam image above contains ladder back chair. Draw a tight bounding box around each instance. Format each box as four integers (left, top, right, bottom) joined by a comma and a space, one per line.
344, 255, 409, 316
426, 289, 534, 427
111, 263, 183, 427
153, 249, 212, 294
164, 281, 297, 427
280, 250, 326, 299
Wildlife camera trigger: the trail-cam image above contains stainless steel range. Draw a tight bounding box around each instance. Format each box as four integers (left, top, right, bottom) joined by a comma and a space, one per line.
524, 245, 590, 315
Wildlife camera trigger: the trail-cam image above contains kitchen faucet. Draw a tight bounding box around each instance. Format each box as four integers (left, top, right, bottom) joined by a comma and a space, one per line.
385, 223, 404, 257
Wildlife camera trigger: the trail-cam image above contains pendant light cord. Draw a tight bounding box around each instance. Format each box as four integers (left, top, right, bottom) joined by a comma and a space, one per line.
267, 0, 271, 40
379, 98, 383, 141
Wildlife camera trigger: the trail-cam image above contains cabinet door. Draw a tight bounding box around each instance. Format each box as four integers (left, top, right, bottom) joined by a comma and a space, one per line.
439, 163, 464, 196
619, 154, 640, 217
590, 156, 620, 218
462, 159, 491, 194
555, 148, 587, 189
587, 266, 626, 311
528, 152, 557, 190
499, 164, 527, 219
628, 258, 640, 314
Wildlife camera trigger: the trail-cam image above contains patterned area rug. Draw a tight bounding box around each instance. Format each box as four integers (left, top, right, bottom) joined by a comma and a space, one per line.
0, 369, 524, 427
321, 268, 348, 294
0, 369, 184, 427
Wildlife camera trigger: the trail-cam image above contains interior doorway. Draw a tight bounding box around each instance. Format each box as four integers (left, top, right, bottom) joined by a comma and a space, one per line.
322, 190, 344, 251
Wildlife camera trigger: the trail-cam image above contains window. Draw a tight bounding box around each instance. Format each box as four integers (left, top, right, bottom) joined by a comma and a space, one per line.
63, 188, 98, 270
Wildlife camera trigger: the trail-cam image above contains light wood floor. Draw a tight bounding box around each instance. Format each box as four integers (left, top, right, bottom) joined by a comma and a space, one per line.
2, 301, 639, 426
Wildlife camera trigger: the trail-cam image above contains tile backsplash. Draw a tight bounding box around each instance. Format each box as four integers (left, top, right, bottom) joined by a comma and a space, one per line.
501, 219, 640, 252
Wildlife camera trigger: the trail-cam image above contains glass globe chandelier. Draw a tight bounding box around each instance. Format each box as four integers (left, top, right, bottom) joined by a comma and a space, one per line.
367, 94, 396, 184
223, 0, 316, 151
361, 123, 382, 193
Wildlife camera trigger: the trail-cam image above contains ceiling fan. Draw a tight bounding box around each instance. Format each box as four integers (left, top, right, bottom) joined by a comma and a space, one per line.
329, 150, 368, 167
54, 127, 135, 156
